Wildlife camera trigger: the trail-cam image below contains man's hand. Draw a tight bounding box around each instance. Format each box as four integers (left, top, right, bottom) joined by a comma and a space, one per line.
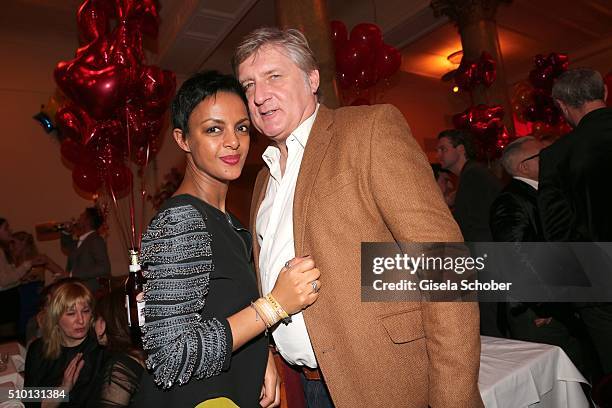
260, 350, 281, 407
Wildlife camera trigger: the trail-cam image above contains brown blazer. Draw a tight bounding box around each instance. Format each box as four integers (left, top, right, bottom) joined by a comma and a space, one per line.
250, 104, 483, 408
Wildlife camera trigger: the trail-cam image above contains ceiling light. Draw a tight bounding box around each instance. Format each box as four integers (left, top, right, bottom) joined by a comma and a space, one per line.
447, 50, 463, 65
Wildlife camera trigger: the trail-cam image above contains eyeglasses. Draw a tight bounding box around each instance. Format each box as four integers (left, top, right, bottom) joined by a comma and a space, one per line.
520, 153, 539, 163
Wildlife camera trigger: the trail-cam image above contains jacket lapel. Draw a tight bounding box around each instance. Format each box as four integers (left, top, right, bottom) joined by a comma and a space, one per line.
250, 167, 270, 293
293, 105, 334, 255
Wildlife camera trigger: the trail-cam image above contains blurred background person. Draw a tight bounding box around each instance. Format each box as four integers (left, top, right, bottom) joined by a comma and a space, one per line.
60, 207, 110, 294
0, 217, 45, 341
490, 136, 590, 376
436, 130, 504, 337
539, 67, 612, 380
431, 163, 456, 208
92, 290, 145, 407
25, 280, 104, 408
12, 231, 68, 342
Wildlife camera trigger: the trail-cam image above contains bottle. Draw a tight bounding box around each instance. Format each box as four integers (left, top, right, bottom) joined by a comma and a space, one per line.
34, 220, 75, 241
125, 248, 145, 346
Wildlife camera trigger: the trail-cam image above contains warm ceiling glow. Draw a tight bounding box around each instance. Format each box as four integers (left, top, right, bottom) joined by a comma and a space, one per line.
447, 50, 463, 65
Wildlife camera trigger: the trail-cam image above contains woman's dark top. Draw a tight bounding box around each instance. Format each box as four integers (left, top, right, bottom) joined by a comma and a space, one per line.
132, 194, 268, 408
24, 333, 104, 407
94, 352, 144, 407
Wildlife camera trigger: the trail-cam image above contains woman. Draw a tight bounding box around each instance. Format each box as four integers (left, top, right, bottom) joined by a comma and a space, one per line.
0, 218, 45, 340
12, 231, 67, 286
25, 280, 104, 407
133, 71, 321, 408
0, 218, 45, 289
92, 289, 144, 407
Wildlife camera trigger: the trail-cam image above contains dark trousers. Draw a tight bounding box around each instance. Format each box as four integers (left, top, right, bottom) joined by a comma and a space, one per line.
300, 373, 334, 408
579, 304, 612, 377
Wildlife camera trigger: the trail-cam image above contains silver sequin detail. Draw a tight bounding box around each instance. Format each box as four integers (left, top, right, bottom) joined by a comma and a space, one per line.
140, 203, 228, 390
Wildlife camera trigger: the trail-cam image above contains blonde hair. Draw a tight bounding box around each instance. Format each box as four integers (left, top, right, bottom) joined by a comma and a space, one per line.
41, 281, 94, 359
12, 231, 38, 266
232, 27, 320, 97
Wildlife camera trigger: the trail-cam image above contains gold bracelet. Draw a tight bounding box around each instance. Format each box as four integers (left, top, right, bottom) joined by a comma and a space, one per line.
265, 293, 292, 325
252, 298, 279, 328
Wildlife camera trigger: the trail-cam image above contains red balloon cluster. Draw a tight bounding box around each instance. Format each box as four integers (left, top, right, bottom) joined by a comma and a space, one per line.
453, 104, 511, 159
331, 21, 401, 91
528, 53, 569, 91
454, 52, 497, 92
54, 0, 175, 197
512, 53, 571, 139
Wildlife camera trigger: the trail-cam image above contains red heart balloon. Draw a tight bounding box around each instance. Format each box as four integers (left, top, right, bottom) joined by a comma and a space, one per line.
350, 23, 383, 52
330, 20, 348, 51
73, 161, 103, 193
55, 60, 130, 120
61, 138, 92, 166
355, 65, 377, 89
134, 65, 176, 115
77, 0, 110, 44
105, 163, 133, 197
375, 44, 401, 80
335, 40, 372, 77
336, 71, 352, 90
55, 104, 94, 142
84, 119, 127, 154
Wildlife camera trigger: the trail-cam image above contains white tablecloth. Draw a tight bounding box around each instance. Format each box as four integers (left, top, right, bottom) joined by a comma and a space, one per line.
0, 342, 25, 405
479, 336, 590, 408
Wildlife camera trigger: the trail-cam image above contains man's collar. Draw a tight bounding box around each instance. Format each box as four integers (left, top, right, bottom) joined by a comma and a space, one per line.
514, 176, 539, 190
261, 103, 320, 166
78, 230, 95, 243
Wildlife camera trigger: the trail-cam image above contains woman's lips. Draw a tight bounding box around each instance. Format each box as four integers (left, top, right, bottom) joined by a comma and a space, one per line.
220, 154, 241, 165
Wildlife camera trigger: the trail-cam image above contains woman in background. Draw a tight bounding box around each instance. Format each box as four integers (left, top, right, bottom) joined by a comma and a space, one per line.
0, 218, 45, 341
25, 280, 104, 407
92, 290, 144, 407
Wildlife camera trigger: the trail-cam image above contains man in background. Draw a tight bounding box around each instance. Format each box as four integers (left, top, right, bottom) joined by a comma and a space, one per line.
436, 129, 501, 242
539, 68, 612, 377
437, 129, 502, 337
490, 136, 587, 374
60, 207, 110, 293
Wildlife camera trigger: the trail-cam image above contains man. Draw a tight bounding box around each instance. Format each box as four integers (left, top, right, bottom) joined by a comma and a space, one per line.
60, 207, 110, 292
490, 137, 586, 372
436, 129, 502, 242
491, 136, 544, 242
234, 28, 482, 407
436, 129, 502, 337
539, 68, 612, 376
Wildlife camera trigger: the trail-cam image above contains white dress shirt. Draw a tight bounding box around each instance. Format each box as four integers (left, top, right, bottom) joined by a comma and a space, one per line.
256, 105, 319, 368
514, 176, 539, 191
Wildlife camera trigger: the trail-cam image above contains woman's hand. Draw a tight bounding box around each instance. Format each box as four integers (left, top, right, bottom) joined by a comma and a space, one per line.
61, 353, 84, 393
270, 256, 321, 315
259, 350, 281, 407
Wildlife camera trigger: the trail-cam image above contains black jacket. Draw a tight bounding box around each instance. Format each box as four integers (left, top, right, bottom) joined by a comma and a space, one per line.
490, 178, 544, 242
538, 107, 612, 242
454, 160, 502, 242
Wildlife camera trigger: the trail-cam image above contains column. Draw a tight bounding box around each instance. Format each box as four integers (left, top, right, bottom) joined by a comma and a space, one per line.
432, 0, 515, 132
276, 0, 340, 108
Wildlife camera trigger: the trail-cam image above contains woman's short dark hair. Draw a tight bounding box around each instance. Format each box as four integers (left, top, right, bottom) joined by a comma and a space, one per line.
171, 71, 248, 135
